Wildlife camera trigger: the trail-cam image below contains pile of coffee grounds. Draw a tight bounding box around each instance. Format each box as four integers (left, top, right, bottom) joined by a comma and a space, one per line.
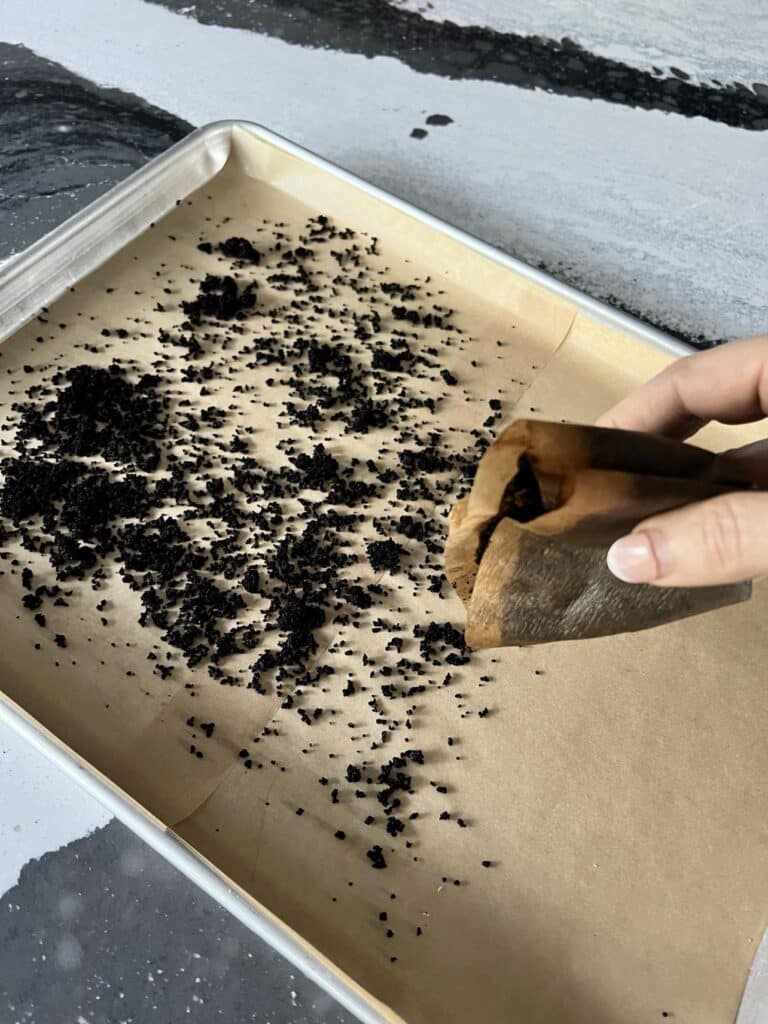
14, 363, 166, 471
0, 206, 513, 956
181, 273, 258, 324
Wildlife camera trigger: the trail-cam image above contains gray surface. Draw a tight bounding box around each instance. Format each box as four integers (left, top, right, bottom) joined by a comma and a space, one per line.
0, 820, 352, 1024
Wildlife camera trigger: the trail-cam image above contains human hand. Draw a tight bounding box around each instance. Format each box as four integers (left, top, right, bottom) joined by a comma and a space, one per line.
597, 334, 768, 587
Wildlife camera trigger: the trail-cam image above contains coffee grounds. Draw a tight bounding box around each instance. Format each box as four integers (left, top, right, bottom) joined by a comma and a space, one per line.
0, 210, 504, 954
217, 236, 261, 263
367, 539, 406, 574
181, 274, 257, 325
14, 363, 166, 471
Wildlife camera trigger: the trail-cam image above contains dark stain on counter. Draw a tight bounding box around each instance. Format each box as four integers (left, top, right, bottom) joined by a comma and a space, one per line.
0, 44, 191, 260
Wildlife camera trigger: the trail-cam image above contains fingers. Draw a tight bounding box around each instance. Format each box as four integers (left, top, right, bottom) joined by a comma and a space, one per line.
599, 334, 768, 587
597, 334, 768, 438
606, 490, 768, 587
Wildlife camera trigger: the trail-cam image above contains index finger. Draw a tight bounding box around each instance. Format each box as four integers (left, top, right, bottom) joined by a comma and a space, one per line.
596, 334, 768, 439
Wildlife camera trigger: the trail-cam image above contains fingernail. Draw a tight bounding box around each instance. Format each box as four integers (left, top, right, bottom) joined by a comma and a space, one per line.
607, 531, 663, 583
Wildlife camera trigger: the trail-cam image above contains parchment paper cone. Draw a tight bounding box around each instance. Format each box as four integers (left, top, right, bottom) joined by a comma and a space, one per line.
445, 419, 753, 647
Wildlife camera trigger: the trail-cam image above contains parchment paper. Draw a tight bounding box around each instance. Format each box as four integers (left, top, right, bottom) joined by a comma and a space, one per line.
0, 127, 764, 1024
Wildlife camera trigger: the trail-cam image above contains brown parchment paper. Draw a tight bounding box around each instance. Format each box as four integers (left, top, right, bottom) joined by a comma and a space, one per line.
0, 128, 765, 1024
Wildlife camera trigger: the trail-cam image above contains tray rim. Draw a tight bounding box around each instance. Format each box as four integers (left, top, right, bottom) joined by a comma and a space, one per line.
0, 118, 703, 1024
0, 118, 692, 358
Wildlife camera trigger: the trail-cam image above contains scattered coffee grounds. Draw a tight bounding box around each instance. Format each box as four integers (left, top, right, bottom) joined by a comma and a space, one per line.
0, 206, 506, 965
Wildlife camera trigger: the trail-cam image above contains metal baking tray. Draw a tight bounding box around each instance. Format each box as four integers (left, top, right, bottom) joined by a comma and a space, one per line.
1, 120, 760, 1024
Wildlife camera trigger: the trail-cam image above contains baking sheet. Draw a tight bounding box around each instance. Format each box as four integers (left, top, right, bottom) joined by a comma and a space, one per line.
0, 123, 765, 1024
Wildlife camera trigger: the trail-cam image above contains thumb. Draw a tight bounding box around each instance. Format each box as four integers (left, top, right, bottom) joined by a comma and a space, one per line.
606, 491, 768, 587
